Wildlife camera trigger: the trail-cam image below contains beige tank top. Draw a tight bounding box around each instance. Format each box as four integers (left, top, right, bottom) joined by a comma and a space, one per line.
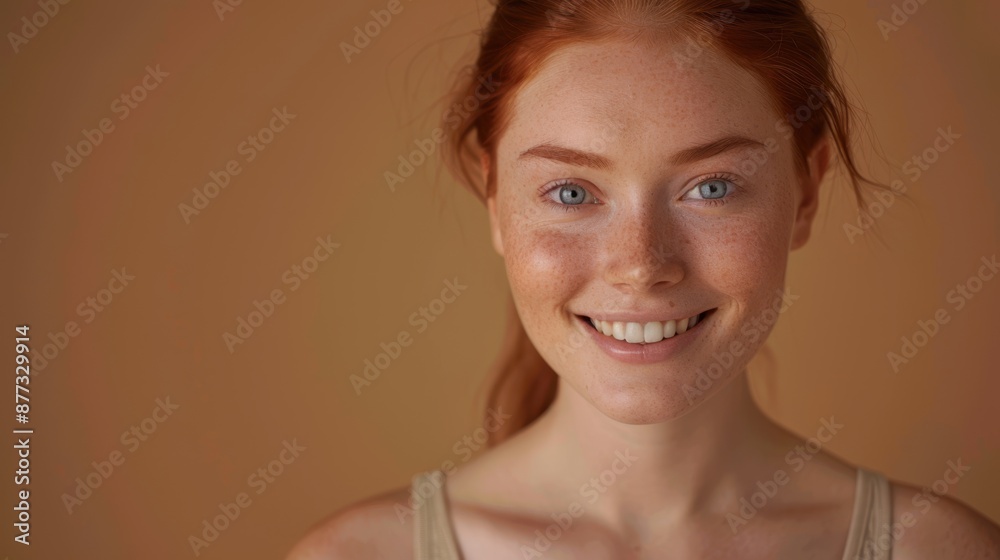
412, 467, 893, 559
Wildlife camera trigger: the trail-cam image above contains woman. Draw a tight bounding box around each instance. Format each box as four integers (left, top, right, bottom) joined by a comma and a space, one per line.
289, 0, 1000, 557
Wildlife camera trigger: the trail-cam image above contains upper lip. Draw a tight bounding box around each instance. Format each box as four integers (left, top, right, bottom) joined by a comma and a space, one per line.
578, 308, 713, 323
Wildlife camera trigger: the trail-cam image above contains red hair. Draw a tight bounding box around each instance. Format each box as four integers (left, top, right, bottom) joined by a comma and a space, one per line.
439, 0, 887, 447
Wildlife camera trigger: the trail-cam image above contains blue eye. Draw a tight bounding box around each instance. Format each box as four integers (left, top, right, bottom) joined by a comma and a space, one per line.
685, 175, 738, 206
695, 179, 730, 199
558, 184, 588, 205
542, 180, 598, 211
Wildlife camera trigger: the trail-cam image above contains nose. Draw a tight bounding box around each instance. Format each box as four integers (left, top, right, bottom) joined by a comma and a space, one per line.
602, 204, 685, 293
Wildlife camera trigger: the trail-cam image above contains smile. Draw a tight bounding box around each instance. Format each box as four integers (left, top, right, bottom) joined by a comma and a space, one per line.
583, 310, 714, 345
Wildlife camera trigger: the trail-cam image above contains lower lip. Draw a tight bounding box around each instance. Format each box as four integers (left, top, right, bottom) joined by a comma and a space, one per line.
577, 310, 714, 365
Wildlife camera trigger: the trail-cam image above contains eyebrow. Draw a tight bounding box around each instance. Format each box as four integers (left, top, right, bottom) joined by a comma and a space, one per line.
517, 135, 768, 170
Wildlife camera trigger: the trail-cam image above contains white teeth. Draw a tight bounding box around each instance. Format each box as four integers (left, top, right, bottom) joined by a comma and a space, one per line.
625, 323, 644, 343
643, 321, 663, 343
612, 321, 626, 341
588, 312, 703, 345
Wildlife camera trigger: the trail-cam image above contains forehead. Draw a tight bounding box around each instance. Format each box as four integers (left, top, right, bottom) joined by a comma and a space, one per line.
501, 38, 779, 157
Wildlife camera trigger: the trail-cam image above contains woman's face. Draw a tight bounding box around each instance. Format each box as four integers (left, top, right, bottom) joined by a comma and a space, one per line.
486, 37, 827, 424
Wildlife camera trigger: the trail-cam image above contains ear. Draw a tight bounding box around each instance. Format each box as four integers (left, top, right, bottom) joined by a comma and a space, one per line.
790, 136, 831, 251
482, 152, 504, 256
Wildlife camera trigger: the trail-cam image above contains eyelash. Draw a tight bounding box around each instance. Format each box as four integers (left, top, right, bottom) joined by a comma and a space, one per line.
539, 179, 598, 212
686, 172, 740, 208
538, 173, 740, 212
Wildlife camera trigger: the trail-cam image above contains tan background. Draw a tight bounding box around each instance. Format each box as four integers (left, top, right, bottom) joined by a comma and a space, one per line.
1, 0, 998, 558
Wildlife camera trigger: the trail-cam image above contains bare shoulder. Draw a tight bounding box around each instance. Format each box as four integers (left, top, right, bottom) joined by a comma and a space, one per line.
284, 484, 415, 560
889, 478, 1000, 560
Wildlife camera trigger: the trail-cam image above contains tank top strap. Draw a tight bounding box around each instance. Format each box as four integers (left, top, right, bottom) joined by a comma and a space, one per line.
412, 470, 463, 560
841, 467, 894, 560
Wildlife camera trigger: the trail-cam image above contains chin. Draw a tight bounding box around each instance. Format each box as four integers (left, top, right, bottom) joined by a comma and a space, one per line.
565, 359, 745, 425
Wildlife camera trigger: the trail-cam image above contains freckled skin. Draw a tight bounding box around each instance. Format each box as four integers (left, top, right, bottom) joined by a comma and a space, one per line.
488, 37, 809, 424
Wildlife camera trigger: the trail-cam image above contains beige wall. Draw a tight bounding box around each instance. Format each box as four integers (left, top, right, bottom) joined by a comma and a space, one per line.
1, 0, 998, 557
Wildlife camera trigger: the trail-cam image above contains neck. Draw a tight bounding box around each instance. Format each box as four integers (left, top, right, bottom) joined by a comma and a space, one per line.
521, 370, 790, 536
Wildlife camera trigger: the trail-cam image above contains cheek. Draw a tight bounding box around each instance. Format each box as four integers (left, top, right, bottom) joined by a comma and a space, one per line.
501, 220, 593, 310
696, 220, 787, 283
679, 206, 795, 322
703, 208, 795, 322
